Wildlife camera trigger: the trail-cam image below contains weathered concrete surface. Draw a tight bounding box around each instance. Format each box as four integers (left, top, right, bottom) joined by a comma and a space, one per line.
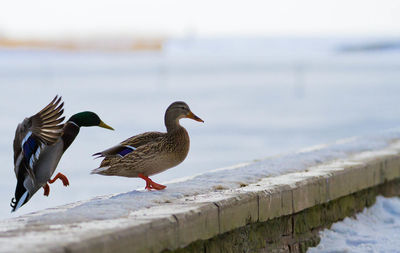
168, 179, 400, 253
2, 141, 400, 253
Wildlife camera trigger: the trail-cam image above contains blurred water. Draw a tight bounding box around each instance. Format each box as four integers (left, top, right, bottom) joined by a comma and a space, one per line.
1, 37, 400, 219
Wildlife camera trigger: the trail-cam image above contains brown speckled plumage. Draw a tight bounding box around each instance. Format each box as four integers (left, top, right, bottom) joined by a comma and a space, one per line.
92, 101, 203, 189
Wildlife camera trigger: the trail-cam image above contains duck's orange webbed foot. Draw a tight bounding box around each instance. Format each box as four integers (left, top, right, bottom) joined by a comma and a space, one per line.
49, 172, 70, 186
43, 183, 50, 196
138, 173, 166, 191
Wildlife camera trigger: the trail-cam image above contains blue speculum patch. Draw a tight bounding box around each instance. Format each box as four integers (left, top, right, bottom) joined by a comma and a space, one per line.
118, 146, 135, 157
23, 136, 38, 161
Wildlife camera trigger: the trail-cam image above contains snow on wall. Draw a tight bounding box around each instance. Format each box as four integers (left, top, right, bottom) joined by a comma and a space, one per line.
10, 129, 400, 223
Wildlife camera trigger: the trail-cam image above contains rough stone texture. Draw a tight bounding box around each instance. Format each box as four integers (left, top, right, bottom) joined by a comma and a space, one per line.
259, 187, 293, 222
215, 192, 259, 234
292, 177, 327, 213
3, 144, 400, 253
173, 203, 219, 248
167, 215, 293, 253
64, 216, 179, 253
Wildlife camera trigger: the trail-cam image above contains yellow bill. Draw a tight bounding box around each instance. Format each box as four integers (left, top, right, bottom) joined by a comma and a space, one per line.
99, 121, 114, 130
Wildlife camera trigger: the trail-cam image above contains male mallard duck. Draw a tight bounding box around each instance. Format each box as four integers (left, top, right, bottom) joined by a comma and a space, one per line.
11, 96, 113, 211
92, 101, 203, 190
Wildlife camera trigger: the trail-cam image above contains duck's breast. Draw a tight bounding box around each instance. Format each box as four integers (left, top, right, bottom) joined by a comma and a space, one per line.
143, 127, 190, 176
33, 141, 64, 186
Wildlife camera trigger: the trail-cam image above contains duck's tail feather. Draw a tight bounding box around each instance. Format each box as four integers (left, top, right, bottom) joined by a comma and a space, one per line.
92, 152, 103, 159
11, 190, 29, 212
91, 166, 110, 175
11, 171, 31, 212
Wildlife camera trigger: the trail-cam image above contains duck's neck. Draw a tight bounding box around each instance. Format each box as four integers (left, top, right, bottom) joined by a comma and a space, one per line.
165, 114, 181, 133
61, 122, 80, 152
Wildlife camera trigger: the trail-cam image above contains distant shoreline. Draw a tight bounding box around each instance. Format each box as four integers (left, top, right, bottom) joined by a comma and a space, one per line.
0, 37, 164, 52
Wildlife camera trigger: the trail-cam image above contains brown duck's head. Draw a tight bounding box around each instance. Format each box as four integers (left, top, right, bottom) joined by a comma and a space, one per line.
165, 101, 204, 123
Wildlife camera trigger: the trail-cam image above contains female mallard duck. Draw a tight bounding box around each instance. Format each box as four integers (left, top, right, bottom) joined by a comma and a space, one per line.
11, 96, 113, 212
92, 101, 203, 190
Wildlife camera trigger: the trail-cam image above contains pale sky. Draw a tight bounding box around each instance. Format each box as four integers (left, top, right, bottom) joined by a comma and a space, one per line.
0, 0, 399, 38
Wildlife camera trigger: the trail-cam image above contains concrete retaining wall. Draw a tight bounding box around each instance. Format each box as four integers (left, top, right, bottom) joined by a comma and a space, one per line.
167, 179, 400, 253
2, 141, 400, 253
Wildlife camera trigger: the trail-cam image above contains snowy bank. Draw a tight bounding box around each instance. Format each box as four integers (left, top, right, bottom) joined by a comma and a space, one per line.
2, 131, 400, 252
308, 196, 400, 253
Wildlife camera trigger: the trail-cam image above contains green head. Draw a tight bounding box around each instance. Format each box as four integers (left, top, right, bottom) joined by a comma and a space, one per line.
68, 111, 114, 130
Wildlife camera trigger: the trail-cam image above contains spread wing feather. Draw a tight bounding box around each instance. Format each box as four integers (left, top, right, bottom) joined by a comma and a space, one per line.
13, 96, 65, 178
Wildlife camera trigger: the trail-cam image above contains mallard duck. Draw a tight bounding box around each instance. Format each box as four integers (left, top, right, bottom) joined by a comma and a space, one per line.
11, 96, 113, 212
92, 101, 203, 190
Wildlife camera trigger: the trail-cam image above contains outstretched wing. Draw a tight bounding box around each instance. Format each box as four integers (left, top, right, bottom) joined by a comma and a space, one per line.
13, 96, 65, 177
